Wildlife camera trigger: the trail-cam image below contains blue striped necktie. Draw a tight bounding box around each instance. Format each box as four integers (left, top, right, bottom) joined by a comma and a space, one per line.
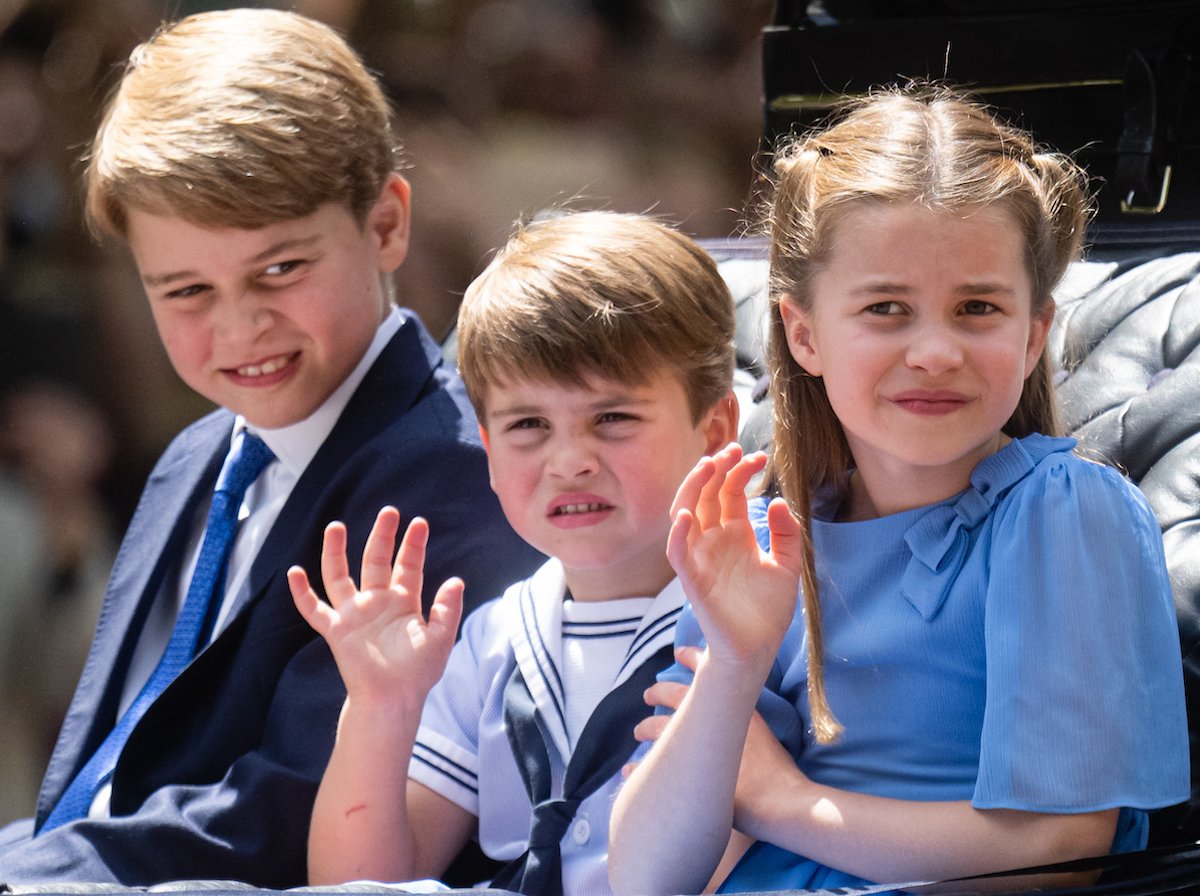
39, 430, 275, 833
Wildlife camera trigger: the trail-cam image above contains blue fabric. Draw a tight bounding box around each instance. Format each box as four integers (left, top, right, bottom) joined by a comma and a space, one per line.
664, 434, 1190, 892
40, 431, 275, 832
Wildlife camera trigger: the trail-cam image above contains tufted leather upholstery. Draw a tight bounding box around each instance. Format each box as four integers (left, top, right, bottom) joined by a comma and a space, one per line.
709, 239, 1200, 848
1054, 250, 1200, 846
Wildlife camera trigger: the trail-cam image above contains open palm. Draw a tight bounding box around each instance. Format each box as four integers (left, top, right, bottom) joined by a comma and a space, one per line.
288, 506, 463, 705
667, 444, 802, 668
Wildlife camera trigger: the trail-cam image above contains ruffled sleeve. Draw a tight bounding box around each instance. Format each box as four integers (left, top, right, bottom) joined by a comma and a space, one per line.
974, 446, 1189, 825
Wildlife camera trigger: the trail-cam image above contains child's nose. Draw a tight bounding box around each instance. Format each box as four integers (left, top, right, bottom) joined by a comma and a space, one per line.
214, 293, 272, 342
546, 436, 600, 479
905, 323, 964, 375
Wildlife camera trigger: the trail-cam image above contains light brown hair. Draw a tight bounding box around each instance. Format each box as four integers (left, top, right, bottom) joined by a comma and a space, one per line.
84, 8, 400, 237
764, 84, 1093, 742
457, 210, 735, 424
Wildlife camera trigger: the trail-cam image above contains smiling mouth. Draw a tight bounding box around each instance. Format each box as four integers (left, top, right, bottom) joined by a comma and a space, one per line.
553, 502, 611, 516
892, 396, 969, 416
234, 354, 295, 378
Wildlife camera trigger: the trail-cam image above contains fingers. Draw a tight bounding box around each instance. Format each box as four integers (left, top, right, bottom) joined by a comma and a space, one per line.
633, 714, 671, 743
642, 680, 690, 712
359, 506, 402, 592
670, 456, 716, 523
288, 565, 334, 637
669, 444, 764, 536
389, 516, 430, 602
318, 508, 431, 605
673, 645, 703, 673
719, 452, 767, 526
765, 497, 804, 574
427, 576, 465, 646
319, 520, 355, 608
695, 444, 742, 525
665, 507, 696, 586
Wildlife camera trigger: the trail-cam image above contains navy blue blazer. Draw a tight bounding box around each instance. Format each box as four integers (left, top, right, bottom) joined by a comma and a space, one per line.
0, 310, 544, 886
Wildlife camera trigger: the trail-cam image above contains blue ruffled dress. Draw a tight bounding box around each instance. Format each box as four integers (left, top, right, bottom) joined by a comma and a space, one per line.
665, 434, 1190, 894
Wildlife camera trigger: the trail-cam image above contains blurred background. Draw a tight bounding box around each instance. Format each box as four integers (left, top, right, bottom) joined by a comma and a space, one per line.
0, 0, 773, 822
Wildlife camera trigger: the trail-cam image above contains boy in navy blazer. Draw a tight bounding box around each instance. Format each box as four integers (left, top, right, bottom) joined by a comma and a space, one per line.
0, 8, 541, 886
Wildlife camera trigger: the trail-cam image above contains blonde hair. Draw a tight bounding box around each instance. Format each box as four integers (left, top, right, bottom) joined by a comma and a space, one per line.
458, 211, 735, 423
84, 8, 400, 237
764, 85, 1093, 742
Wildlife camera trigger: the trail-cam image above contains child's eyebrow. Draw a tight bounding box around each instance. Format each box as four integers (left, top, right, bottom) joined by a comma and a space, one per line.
848, 281, 1019, 297
143, 268, 202, 288
851, 283, 910, 296
590, 394, 655, 410
488, 393, 655, 418
248, 234, 321, 265
141, 235, 322, 287
957, 283, 1018, 297
487, 403, 543, 418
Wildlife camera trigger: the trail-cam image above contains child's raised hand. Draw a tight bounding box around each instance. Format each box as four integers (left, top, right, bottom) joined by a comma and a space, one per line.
288, 506, 464, 707
667, 444, 802, 670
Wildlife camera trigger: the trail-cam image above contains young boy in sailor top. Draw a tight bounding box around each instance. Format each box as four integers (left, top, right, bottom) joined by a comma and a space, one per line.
288, 211, 739, 896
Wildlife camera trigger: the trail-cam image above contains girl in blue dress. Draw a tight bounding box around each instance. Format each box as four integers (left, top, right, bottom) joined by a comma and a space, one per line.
609, 85, 1190, 896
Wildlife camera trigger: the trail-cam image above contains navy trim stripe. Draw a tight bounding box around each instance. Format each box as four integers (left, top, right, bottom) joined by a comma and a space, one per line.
619, 609, 682, 679
412, 748, 479, 796
563, 628, 641, 640
517, 583, 567, 731
627, 607, 682, 658
413, 741, 477, 783
562, 615, 645, 628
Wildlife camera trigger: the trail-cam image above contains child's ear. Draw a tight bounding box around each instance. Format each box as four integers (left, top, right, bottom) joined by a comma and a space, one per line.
1024, 297, 1056, 378
779, 295, 822, 377
372, 173, 411, 273
700, 392, 740, 455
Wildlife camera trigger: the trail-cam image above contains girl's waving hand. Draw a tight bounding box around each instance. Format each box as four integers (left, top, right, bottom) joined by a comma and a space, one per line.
666, 443, 801, 668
